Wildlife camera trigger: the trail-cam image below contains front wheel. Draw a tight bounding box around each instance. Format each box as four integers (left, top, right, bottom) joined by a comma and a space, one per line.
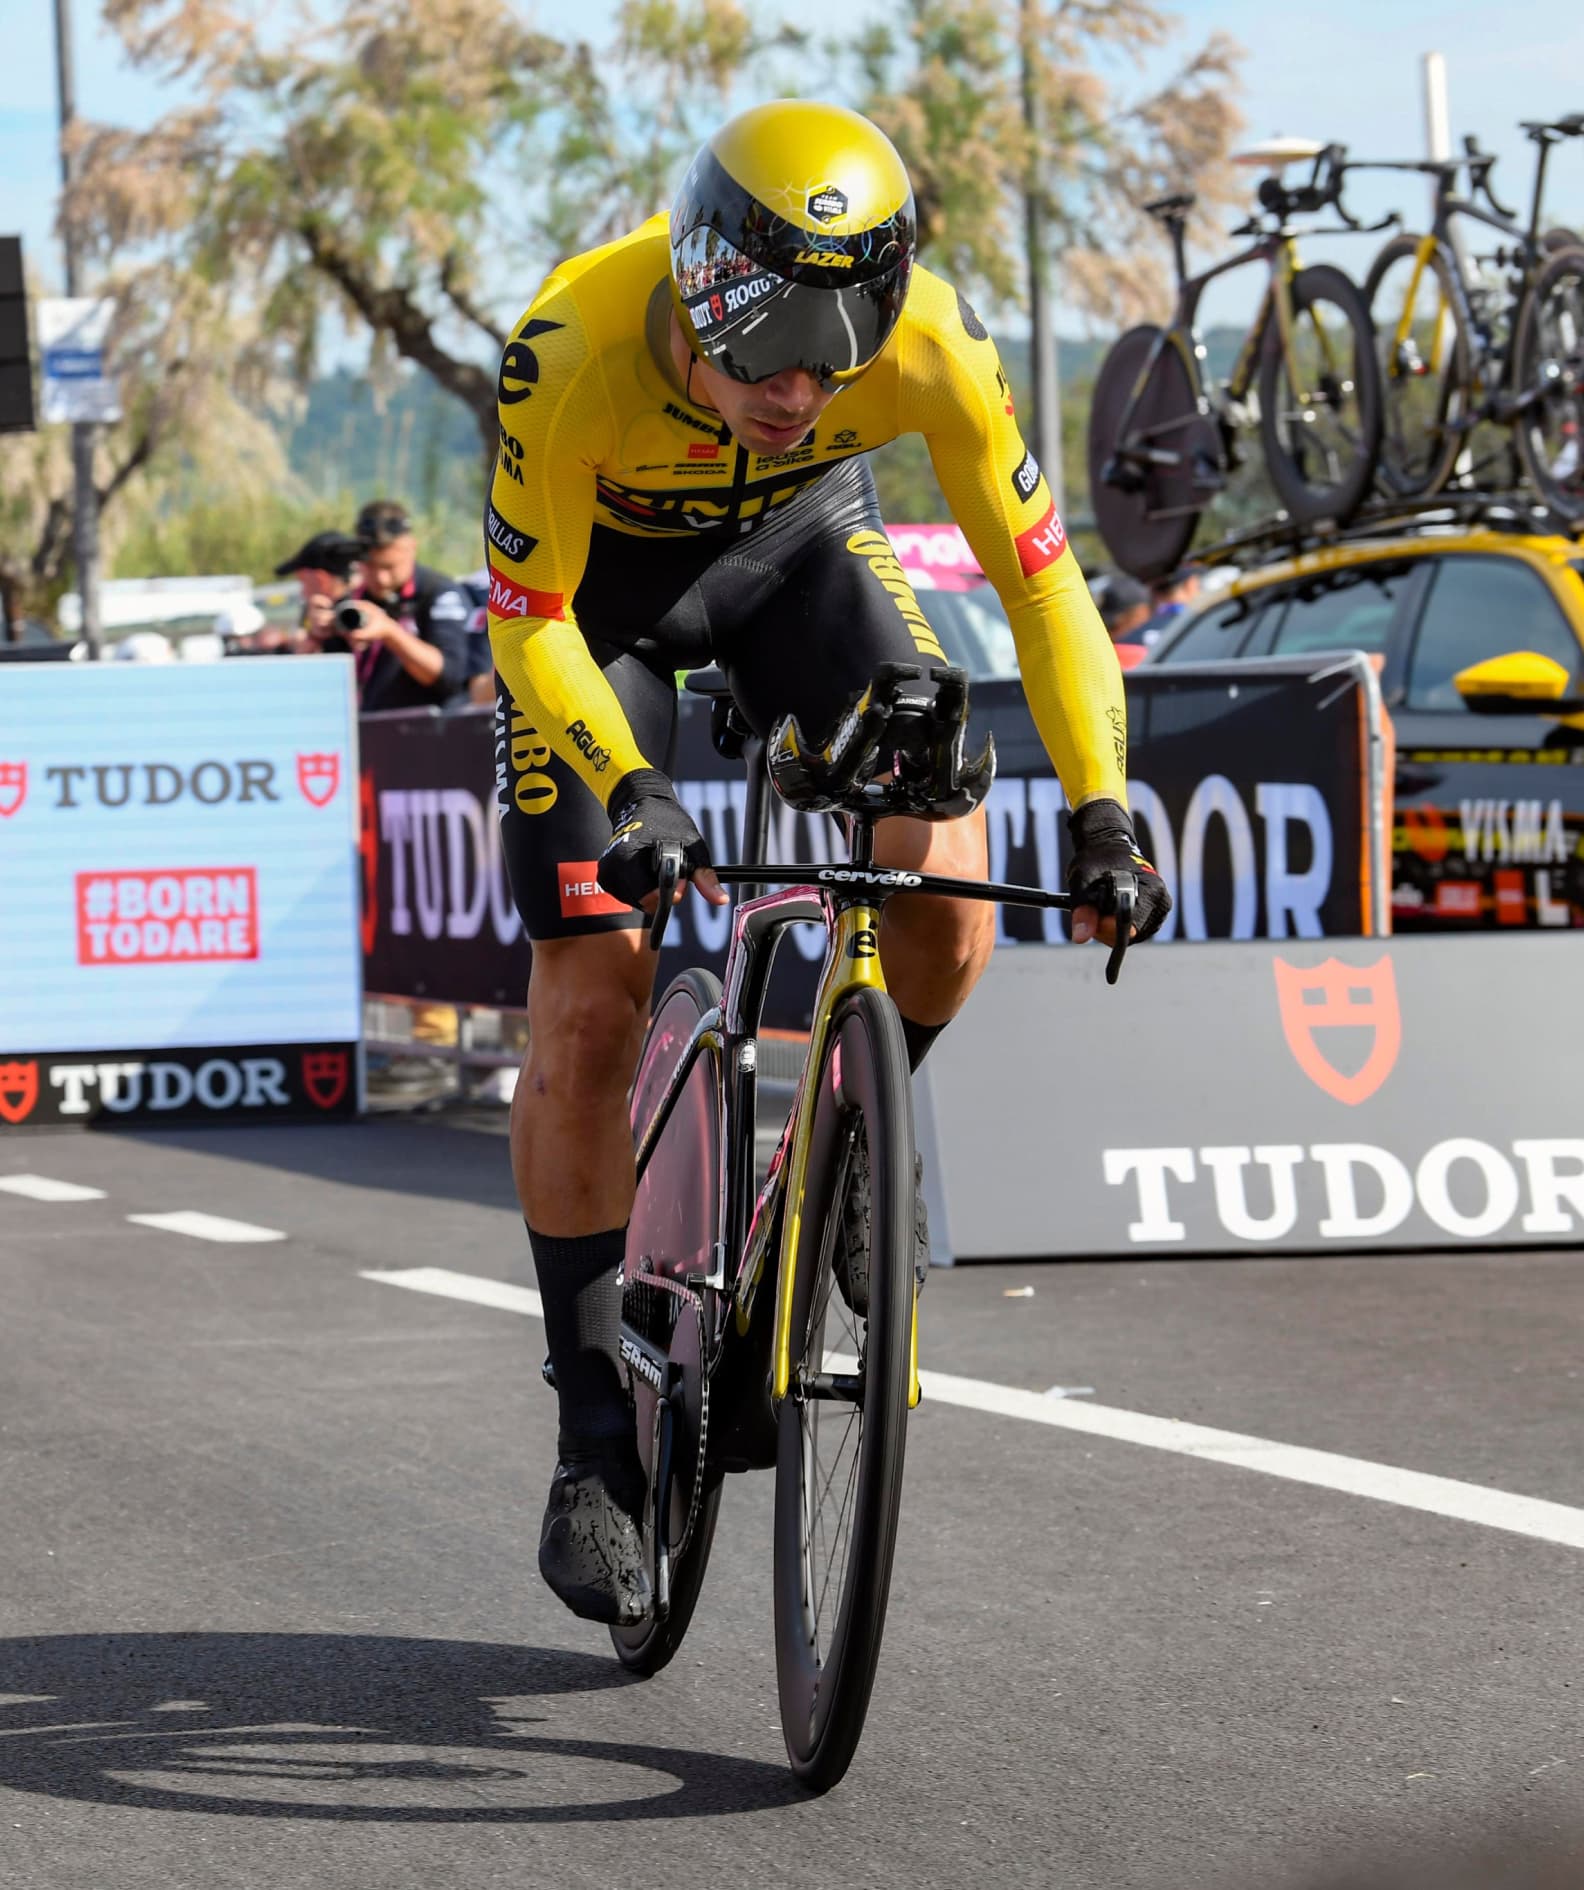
1512, 244, 1584, 525
773, 985, 916, 1793
611, 966, 724, 1677
1259, 262, 1382, 524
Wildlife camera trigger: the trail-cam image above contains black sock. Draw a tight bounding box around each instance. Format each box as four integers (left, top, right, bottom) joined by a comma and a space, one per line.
526, 1224, 631, 1458
898, 1014, 947, 1074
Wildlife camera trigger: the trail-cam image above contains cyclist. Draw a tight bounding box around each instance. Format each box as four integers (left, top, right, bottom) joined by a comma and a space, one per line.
486, 100, 1171, 1626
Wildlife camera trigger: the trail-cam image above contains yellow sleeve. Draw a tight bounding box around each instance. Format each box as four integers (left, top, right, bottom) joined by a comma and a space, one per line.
897, 271, 1128, 810
486, 279, 650, 805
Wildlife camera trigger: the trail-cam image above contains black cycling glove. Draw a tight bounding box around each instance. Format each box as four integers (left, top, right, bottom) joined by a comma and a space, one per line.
1066, 798, 1172, 942
598, 768, 712, 910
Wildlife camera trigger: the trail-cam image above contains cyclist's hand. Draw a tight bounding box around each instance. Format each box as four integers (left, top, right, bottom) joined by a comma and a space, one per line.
599, 768, 729, 913
1066, 798, 1171, 945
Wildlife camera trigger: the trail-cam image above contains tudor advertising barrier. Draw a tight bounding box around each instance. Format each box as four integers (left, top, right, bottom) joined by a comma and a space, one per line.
360, 653, 1390, 1024
0, 661, 362, 1129
917, 932, 1584, 1260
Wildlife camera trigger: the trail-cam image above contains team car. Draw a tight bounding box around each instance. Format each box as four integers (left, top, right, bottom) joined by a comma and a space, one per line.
1144, 518, 1584, 929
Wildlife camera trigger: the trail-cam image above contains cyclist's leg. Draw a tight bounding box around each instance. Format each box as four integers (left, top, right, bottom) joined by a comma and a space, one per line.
712, 460, 995, 1067
497, 638, 678, 1617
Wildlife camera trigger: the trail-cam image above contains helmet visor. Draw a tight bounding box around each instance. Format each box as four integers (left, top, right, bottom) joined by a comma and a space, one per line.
675, 227, 909, 388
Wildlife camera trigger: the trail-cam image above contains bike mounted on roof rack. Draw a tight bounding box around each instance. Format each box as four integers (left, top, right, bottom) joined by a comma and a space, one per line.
1187, 486, 1584, 572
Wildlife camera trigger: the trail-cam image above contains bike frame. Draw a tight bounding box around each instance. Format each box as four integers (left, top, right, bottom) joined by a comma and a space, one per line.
1111, 221, 1318, 473
1382, 141, 1561, 403
627, 832, 1078, 1417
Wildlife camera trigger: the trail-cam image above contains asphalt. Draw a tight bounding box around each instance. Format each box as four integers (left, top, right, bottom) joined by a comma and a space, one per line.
2, 1113, 1583, 1890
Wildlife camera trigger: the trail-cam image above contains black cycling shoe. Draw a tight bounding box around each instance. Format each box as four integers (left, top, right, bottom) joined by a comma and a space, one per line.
537, 1453, 653, 1625
832, 1142, 929, 1317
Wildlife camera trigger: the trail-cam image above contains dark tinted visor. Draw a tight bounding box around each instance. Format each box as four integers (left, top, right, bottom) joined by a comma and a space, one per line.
676, 228, 909, 387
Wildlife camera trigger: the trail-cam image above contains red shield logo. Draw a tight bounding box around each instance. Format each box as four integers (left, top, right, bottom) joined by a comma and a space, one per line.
297, 752, 340, 808
302, 1050, 350, 1112
1273, 955, 1401, 1106
0, 1060, 39, 1124
0, 762, 26, 818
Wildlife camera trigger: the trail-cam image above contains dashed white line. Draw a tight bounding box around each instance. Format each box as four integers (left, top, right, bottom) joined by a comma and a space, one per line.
362, 1263, 1584, 1555
360, 1266, 543, 1318
0, 1175, 107, 1203
127, 1211, 286, 1245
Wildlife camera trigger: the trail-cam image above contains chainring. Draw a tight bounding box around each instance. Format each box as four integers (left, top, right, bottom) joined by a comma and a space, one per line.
620, 1268, 710, 1565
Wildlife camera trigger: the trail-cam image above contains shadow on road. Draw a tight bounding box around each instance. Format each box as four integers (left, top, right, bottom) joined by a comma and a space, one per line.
105, 1116, 524, 1214
0, 1632, 801, 1822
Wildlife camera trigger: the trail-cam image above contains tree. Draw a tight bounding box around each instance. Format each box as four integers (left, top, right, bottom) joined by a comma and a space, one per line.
0, 264, 286, 632
82, 0, 785, 471
853, 0, 1244, 326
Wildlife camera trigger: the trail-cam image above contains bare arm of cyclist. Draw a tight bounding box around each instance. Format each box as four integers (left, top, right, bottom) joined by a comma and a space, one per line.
898, 270, 1129, 813
485, 280, 651, 807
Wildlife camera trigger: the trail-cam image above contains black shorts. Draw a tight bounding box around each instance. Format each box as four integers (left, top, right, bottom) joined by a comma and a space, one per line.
495, 458, 946, 940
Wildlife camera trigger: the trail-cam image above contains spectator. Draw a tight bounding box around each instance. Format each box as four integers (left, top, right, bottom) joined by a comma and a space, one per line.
1091, 570, 1153, 668
1124, 561, 1204, 653
343, 500, 474, 712
273, 530, 365, 655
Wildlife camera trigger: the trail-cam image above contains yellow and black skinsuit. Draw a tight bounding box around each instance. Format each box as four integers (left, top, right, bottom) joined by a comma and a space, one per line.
486, 215, 1127, 936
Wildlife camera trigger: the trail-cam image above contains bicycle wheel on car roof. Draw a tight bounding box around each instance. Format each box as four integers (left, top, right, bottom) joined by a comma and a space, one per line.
1364, 234, 1471, 500
773, 984, 915, 1794
1087, 323, 1224, 582
1259, 262, 1382, 525
1512, 243, 1584, 526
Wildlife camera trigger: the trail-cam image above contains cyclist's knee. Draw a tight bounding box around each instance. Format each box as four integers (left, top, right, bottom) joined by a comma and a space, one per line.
525, 933, 653, 1104
876, 809, 993, 966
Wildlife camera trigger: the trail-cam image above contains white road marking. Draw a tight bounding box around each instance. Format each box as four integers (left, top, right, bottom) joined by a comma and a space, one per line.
360, 1266, 543, 1318
127, 1211, 286, 1245
362, 1266, 1584, 1554
0, 1174, 107, 1203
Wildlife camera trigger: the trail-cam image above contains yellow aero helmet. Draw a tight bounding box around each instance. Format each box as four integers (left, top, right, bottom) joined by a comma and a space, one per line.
670, 100, 917, 389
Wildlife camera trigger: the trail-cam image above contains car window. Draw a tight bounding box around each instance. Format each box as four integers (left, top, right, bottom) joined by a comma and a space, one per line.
1405, 555, 1581, 710
1154, 593, 1271, 663
1264, 563, 1407, 658
914, 584, 1019, 680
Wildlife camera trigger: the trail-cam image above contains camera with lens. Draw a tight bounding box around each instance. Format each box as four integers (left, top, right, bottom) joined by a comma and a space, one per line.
334, 601, 366, 633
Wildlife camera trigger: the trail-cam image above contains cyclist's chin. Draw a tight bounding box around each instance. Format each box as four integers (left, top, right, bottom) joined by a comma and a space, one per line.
734, 414, 815, 454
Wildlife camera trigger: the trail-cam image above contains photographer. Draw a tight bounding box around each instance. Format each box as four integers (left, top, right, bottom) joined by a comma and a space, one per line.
272, 531, 365, 653
340, 500, 473, 712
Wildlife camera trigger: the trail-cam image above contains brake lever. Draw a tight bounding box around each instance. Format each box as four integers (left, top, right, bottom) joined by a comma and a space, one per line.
648, 845, 683, 952
1105, 875, 1137, 987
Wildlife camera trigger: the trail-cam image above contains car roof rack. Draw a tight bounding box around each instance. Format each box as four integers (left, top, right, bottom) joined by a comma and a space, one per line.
1191, 488, 1581, 571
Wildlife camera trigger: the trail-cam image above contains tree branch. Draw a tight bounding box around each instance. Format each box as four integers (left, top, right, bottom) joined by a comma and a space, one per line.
298, 219, 497, 455
440, 251, 507, 350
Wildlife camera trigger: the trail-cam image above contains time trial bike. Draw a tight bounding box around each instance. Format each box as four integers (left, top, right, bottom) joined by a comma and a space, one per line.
605, 660, 1133, 1792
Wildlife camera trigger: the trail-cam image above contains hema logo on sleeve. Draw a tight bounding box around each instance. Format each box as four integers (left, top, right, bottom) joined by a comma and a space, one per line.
1103, 950, 1584, 1246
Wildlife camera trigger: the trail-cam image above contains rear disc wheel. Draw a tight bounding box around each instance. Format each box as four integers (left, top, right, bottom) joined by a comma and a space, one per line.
1088, 324, 1222, 581
611, 966, 724, 1677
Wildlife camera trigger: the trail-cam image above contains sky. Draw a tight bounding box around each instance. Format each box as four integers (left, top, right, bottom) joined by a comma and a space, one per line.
4, 0, 1584, 340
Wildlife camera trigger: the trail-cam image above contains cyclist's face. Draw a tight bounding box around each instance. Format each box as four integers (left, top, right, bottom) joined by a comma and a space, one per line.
687, 353, 836, 455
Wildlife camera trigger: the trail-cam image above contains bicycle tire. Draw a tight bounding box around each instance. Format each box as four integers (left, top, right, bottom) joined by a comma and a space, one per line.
611, 966, 725, 1677
772, 984, 915, 1793
1364, 233, 1471, 499
1512, 243, 1584, 525
1258, 261, 1382, 524
1087, 323, 1221, 582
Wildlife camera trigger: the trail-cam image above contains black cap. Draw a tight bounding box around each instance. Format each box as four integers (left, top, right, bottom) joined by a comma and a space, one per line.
354, 499, 413, 547
273, 531, 364, 580
1093, 570, 1150, 629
